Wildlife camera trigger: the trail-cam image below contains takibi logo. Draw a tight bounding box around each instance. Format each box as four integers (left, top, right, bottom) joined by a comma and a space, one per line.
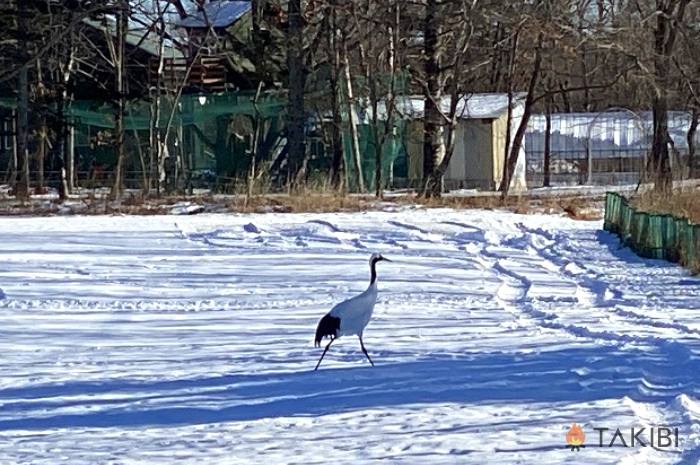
566, 423, 585, 451
564, 423, 680, 451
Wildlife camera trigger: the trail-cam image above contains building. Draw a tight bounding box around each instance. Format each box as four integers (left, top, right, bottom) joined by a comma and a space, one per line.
395, 93, 528, 191
525, 111, 700, 185
79, 17, 185, 99
176, 0, 287, 89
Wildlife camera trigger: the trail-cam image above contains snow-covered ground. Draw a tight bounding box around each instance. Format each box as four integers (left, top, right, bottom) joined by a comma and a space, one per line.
1, 209, 699, 464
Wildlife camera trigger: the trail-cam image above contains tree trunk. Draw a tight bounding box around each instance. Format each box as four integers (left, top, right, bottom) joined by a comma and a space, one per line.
687, 108, 698, 178
543, 99, 552, 187
6, 111, 17, 186
503, 92, 514, 189
501, 33, 543, 196
36, 59, 46, 192
422, 0, 444, 197
650, 0, 691, 191
488, 23, 504, 90
651, 99, 672, 190
502, 97, 535, 196
66, 125, 74, 193
59, 118, 75, 197
16, 68, 30, 199
251, 0, 266, 80
149, 91, 161, 195
248, 82, 264, 198
37, 123, 46, 192
147, 4, 167, 196
371, 98, 382, 197
423, 2, 473, 198
580, 48, 591, 112
131, 124, 148, 193
111, 0, 128, 199
287, 0, 306, 186
16, 2, 30, 199
360, 21, 382, 197
328, 4, 344, 190
342, 35, 364, 192
559, 81, 571, 112
374, 2, 400, 197
57, 72, 71, 198
58, 21, 75, 197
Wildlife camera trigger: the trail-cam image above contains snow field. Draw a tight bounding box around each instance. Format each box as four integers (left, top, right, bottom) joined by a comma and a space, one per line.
0, 209, 699, 464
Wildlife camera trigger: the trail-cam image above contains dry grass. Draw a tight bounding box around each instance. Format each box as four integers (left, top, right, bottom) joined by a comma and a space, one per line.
232, 195, 373, 213
628, 188, 700, 273
631, 188, 700, 224
0, 182, 605, 219
224, 191, 604, 219
405, 194, 603, 220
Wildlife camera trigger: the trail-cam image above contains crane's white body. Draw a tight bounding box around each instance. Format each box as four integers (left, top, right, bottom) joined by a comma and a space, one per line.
329, 281, 378, 337
314, 253, 389, 370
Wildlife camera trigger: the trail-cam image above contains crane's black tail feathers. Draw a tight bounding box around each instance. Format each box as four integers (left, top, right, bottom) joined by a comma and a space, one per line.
315, 314, 340, 347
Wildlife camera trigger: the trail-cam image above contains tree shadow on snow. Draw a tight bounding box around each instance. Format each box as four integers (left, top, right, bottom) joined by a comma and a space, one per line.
0, 342, 697, 430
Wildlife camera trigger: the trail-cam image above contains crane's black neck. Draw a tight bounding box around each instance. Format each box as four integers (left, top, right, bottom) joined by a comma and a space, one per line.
370, 258, 378, 285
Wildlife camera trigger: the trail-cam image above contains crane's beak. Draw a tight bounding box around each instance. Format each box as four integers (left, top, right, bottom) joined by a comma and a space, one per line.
382, 257, 392, 262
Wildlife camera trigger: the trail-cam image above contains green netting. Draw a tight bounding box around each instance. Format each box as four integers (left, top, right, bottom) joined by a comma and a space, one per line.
604, 192, 700, 273
661, 215, 678, 262
684, 222, 698, 267
1, 91, 404, 190
630, 211, 646, 254
620, 199, 635, 246
603, 192, 617, 233
0, 93, 287, 130
341, 123, 405, 192
687, 224, 700, 270
675, 217, 688, 259
643, 214, 664, 259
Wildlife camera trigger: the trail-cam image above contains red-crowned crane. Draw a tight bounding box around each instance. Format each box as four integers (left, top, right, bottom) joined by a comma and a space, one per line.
314, 253, 391, 370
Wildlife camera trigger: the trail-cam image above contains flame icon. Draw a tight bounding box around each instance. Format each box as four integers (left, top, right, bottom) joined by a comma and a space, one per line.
566, 423, 586, 451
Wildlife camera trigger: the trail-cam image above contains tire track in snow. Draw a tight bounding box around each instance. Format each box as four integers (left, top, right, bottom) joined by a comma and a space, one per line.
502, 222, 700, 452
610, 306, 700, 337
474, 222, 700, 352
517, 223, 700, 341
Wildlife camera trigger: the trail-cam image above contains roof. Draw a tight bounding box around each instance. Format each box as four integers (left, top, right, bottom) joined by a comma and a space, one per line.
82, 18, 184, 59
361, 93, 527, 123
179, 1, 252, 29
525, 111, 699, 155
395, 93, 527, 120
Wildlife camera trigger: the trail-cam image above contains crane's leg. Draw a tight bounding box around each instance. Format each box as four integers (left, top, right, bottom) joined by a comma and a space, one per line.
358, 335, 375, 367
315, 338, 336, 371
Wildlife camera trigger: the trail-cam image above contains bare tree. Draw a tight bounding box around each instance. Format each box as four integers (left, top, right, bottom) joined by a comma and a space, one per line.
352, 0, 402, 196
649, 0, 692, 191
417, 0, 480, 197
341, 29, 365, 192
501, 31, 543, 196
110, 0, 129, 199
421, 0, 444, 197
287, 0, 306, 186
325, 0, 345, 190
15, 1, 30, 199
